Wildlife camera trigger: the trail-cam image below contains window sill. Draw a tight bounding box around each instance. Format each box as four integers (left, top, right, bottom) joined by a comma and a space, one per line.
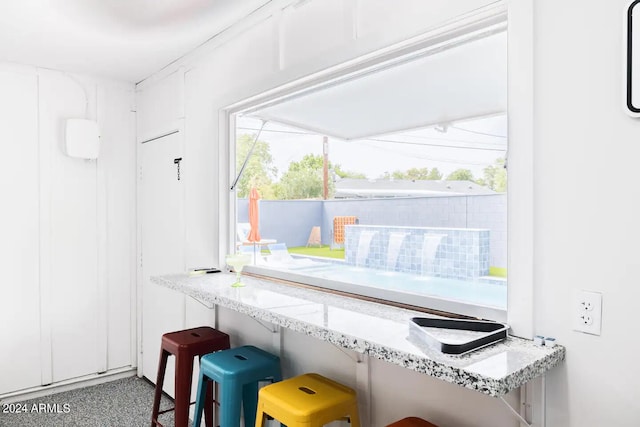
152, 272, 563, 397
245, 264, 507, 323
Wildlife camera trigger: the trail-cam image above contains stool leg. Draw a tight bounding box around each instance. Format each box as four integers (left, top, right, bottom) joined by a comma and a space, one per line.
197, 355, 215, 427
242, 381, 259, 427
268, 373, 284, 427
193, 371, 209, 427
220, 381, 242, 427
174, 353, 195, 427
348, 404, 361, 427
151, 349, 169, 427
254, 407, 267, 427
204, 376, 215, 427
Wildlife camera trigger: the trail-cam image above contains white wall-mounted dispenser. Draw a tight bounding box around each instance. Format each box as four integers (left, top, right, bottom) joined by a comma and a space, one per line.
65, 119, 100, 159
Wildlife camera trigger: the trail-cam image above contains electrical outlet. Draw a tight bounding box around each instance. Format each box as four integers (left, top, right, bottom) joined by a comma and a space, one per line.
579, 314, 593, 325
580, 300, 594, 311
573, 290, 602, 335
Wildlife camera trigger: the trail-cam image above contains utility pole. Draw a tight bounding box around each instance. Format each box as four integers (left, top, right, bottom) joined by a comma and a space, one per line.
323, 136, 329, 200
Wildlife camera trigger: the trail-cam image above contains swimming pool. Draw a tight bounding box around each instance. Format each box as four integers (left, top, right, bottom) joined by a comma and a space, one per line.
250, 259, 507, 321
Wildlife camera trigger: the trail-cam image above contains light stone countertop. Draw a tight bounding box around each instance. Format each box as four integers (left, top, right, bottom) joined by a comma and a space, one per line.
152, 272, 565, 397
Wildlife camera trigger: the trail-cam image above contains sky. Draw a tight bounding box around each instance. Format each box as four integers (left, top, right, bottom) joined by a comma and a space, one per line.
236, 114, 507, 181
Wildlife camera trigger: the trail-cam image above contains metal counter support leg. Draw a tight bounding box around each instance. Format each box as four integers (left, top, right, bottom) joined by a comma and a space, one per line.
356, 354, 371, 427
536, 375, 546, 427
513, 374, 546, 427
272, 325, 282, 356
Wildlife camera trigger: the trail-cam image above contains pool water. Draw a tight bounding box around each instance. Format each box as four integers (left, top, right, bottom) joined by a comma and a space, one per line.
275, 260, 507, 309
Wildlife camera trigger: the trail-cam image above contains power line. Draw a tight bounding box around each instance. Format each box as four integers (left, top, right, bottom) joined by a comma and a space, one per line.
238, 126, 311, 136
368, 138, 506, 152
354, 141, 500, 167
237, 127, 507, 152
450, 126, 507, 138
404, 132, 507, 146
238, 125, 507, 147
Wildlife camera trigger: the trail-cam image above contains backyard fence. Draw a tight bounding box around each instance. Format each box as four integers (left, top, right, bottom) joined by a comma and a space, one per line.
237, 193, 506, 268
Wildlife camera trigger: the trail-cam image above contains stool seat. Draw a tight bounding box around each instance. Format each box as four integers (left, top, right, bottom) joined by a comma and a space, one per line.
151, 326, 230, 427
256, 373, 360, 427
200, 345, 281, 382
193, 345, 281, 427
162, 327, 230, 355
387, 417, 439, 427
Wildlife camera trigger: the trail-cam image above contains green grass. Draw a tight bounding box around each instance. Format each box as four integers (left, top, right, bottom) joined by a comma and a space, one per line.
288, 245, 345, 260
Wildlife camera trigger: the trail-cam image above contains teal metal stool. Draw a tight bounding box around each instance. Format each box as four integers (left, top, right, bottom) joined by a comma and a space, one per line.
193, 345, 282, 427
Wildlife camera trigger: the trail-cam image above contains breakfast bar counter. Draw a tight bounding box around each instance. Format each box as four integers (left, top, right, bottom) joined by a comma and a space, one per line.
152, 272, 564, 398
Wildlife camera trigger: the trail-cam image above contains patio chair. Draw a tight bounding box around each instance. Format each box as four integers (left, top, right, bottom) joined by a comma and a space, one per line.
238, 244, 267, 265
237, 222, 251, 243
266, 243, 322, 269
306, 226, 322, 248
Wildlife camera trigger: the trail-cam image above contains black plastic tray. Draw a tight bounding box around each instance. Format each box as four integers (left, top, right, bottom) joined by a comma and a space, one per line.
409, 317, 509, 355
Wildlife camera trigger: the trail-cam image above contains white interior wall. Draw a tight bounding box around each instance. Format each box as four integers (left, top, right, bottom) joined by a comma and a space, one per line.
137, 69, 184, 142
0, 62, 136, 394
136, 1, 520, 426
41, 69, 101, 381
0, 64, 41, 395
534, 1, 640, 426
97, 83, 137, 370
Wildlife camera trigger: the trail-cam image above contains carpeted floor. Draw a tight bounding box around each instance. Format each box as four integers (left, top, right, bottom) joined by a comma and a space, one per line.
0, 377, 191, 427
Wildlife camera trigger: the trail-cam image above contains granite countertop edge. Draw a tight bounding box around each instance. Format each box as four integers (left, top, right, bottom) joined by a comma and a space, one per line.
152, 275, 564, 398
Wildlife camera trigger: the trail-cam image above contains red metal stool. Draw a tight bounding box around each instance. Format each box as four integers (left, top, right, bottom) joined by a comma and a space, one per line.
387, 417, 439, 427
150, 326, 230, 427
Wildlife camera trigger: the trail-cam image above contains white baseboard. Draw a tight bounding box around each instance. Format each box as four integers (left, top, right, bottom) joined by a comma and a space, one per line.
0, 367, 137, 404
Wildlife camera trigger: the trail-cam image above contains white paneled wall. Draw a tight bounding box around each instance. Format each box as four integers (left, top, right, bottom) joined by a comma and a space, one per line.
137, 1, 520, 426
0, 65, 41, 395
280, 0, 351, 67
136, 69, 184, 142
356, 0, 494, 41
39, 70, 101, 382
0, 63, 135, 397
98, 82, 137, 371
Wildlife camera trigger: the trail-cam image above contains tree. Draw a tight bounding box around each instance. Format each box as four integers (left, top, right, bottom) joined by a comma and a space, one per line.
481, 158, 507, 192
426, 167, 443, 180
333, 164, 366, 179
276, 168, 325, 199
404, 167, 430, 180
380, 170, 402, 180
275, 154, 335, 199
379, 167, 442, 181
446, 169, 475, 181
235, 134, 277, 199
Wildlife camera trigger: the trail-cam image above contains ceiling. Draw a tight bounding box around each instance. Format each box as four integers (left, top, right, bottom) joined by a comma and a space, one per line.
0, 0, 271, 82
249, 31, 507, 140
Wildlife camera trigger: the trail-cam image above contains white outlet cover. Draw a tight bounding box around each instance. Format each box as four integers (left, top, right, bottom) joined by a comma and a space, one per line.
573, 290, 602, 335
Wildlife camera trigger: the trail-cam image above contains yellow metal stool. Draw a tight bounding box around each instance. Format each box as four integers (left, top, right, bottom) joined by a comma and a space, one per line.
255, 373, 361, 427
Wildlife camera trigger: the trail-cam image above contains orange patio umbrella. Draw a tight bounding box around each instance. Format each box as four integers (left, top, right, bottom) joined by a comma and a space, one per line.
247, 187, 261, 242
